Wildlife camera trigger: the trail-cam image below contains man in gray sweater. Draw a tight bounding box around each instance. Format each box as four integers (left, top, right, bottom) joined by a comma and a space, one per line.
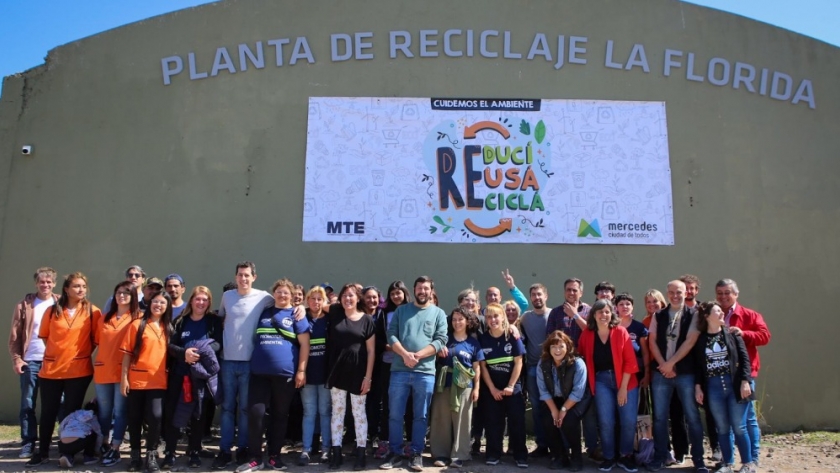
380, 276, 448, 472
519, 283, 552, 458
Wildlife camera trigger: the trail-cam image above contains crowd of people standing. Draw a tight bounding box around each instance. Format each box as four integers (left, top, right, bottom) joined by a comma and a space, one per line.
8, 264, 770, 473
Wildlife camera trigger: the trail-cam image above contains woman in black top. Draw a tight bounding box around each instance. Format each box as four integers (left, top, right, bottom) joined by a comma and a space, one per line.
326, 284, 375, 470
693, 301, 754, 473
162, 286, 222, 470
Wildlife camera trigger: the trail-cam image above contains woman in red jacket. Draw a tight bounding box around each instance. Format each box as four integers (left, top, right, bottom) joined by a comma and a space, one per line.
577, 298, 640, 472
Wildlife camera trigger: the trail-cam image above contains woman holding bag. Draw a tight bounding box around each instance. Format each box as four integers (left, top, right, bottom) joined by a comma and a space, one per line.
429, 307, 483, 468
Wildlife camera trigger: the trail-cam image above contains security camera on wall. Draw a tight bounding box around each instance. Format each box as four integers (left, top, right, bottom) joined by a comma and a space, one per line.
21, 145, 32, 155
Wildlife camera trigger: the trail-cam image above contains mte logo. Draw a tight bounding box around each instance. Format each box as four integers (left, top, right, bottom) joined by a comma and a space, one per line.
326, 221, 365, 234
577, 219, 601, 238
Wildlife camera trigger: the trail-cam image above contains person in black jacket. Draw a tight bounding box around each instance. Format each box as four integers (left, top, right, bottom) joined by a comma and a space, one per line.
693, 301, 755, 473
162, 286, 223, 470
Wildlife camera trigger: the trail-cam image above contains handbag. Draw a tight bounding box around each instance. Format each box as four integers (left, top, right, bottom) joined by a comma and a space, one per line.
635, 387, 654, 464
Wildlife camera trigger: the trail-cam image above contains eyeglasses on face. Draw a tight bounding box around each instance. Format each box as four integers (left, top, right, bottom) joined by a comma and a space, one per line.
127, 273, 143, 278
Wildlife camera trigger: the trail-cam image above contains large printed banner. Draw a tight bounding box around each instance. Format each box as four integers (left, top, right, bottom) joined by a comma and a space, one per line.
303, 97, 674, 245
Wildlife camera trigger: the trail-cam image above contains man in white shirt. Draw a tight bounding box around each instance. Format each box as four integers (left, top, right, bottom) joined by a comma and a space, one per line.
7, 267, 59, 459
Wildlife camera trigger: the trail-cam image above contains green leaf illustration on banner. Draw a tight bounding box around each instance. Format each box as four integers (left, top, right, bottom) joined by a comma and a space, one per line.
535, 120, 546, 144
519, 120, 531, 135
431, 215, 453, 234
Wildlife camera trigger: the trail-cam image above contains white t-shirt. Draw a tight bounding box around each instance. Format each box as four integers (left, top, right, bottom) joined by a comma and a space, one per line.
219, 289, 274, 361
23, 297, 52, 362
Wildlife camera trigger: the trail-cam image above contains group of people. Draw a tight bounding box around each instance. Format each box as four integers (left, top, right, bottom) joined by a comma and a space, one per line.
8, 264, 770, 473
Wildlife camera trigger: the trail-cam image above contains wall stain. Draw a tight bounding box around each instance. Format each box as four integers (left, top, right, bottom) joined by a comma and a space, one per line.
245, 165, 253, 196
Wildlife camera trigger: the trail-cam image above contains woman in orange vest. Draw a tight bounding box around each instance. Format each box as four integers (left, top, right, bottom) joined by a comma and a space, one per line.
121, 290, 172, 472
95, 281, 141, 467
26, 272, 101, 467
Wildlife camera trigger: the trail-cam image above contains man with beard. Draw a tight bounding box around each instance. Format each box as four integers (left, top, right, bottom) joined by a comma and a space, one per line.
164, 274, 187, 320
545, 278, 590, 344
380, 276, 447, 472
519, 283, 552, 458
680, 274, 720, 464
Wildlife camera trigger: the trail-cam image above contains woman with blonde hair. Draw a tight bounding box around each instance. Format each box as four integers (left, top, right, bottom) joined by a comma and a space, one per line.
162, 286, 222, 470
478, 303, 527, 467
299, 285, 331, 466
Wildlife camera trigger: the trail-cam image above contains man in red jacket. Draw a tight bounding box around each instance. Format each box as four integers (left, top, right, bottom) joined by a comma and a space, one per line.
715, 279, 771, 465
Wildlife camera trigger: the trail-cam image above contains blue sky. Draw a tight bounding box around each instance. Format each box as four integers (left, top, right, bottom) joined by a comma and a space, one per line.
0, 0, 837, 80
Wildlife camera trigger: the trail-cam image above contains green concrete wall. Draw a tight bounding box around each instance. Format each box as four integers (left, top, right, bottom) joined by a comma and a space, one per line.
1, 0, 838, 430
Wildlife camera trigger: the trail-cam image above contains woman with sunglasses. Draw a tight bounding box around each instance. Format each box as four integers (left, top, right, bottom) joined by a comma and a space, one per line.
95, 281, 141, 467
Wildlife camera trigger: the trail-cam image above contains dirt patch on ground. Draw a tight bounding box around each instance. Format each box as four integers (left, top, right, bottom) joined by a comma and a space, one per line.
0, 431, 838, 472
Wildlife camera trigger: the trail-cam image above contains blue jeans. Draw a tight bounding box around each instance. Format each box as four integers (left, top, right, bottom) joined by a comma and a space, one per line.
706, 374, 751, 465
19, 361, 41, 445
594, 371, 639, 459
746, 379, 760, 461
652, 372, 705, 466
301, 384, 332, 452
526, 365, 547, 448
94, 382, 129, 445
388, 371, 434, 455
220, 360, 250, 453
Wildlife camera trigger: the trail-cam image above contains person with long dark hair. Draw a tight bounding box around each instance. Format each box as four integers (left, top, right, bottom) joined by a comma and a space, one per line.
325, 283, 375, 470
374, 280, 412, 460
362, 286, 385, 449
577, 298, 640, 472
693, 301, 755, 473
26, 272, 101, 467
120, 290, 172, 472
96, 281, 141, 467
162, 286, 223, 470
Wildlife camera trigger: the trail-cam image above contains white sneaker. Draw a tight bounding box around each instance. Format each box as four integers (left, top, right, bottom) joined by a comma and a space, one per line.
19, 442, 34, 458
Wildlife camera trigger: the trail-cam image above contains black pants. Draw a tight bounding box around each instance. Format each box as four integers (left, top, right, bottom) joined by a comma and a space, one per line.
543, 397, 588, 462
58, 433, 97, 457
483, 389, 527, 461
128, 389, 165, 453
163, 379, 205, 454
247, 374, 295, 458
39, 376, 92, 455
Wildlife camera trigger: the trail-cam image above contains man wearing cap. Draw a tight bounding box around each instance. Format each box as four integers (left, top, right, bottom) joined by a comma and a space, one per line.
103, 265, 147, 313
165, 274, 187, 320
321, 283, 337, 304
142, 278, 164, 310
